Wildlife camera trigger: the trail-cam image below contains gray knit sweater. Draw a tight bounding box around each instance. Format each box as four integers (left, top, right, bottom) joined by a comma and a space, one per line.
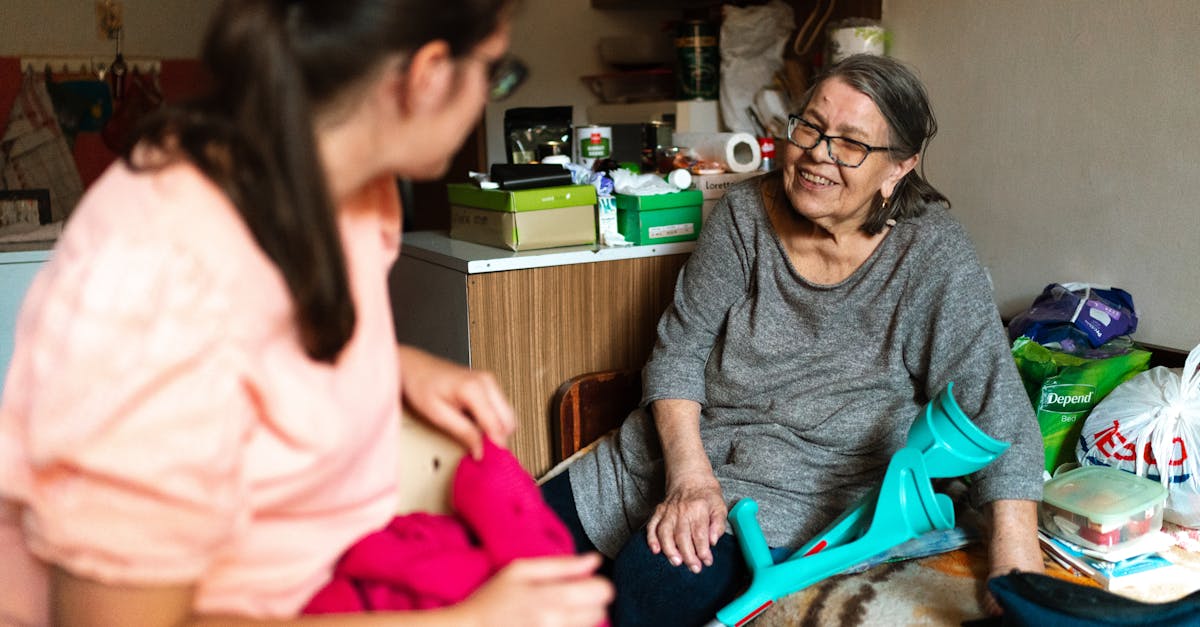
568, 175, 1044, 558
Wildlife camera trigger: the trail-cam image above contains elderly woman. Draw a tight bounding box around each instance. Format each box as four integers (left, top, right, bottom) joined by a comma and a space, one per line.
542, 54, 1044, 625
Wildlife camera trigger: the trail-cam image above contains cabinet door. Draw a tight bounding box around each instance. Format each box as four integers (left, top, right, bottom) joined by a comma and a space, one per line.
1, 256, 48, 393
466, 253, 688, 476
389, 255, 471, 365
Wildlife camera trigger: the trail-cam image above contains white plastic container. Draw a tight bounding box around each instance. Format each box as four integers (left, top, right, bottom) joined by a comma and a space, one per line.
1040, 466, 1167, 553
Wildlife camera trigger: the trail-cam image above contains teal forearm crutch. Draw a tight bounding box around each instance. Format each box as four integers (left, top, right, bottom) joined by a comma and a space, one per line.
715, 382, 1010, 626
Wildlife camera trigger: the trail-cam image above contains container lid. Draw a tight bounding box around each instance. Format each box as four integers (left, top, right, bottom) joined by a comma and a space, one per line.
1042, 466, 1167, 525
614, 189, 703, 211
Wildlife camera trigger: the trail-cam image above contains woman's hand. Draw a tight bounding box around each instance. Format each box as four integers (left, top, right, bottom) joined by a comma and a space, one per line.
646, 470, 727, 574
454, 553, 613, 627
396, 345, 515, 459
646, 398, 725, 574
982, 499, 1044, 616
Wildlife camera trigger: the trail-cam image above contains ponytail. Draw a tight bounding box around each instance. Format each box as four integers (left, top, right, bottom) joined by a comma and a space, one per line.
861, 170, 949, 235
131, 0, 354, 363
125, 0, 512, 362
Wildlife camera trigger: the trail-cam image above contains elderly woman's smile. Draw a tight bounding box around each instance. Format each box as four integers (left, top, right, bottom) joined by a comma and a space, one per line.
798, 170, 836, 187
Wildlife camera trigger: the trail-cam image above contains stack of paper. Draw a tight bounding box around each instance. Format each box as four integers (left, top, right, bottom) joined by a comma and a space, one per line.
1038, 530, 1184, 591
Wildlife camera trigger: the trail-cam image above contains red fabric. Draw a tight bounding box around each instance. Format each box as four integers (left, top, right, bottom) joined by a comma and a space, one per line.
303, 439, 577, 615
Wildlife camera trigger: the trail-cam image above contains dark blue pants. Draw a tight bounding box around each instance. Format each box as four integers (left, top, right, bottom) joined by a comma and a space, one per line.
542, 470, 790, 627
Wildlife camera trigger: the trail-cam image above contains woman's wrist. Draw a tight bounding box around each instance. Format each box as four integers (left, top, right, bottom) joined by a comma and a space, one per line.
985, 499, 1044, 577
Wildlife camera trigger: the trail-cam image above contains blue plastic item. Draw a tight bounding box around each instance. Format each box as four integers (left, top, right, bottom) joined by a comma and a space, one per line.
716, 383, 1010, 626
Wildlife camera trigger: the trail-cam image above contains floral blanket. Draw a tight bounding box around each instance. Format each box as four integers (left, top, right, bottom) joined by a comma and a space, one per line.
756, 545, 1096, 627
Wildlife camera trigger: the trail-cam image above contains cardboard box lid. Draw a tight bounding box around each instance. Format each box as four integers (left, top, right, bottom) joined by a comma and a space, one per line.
446, 183, 597, 212
693, 171, 764, 199
614, 189, 704, 211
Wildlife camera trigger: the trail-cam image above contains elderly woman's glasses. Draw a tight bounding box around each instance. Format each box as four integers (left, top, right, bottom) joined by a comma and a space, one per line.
786, 115, 890, 168
486, 54, 527, 101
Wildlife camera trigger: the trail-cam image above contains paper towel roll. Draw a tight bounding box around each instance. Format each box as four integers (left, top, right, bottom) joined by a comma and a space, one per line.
673, 132, 763, 173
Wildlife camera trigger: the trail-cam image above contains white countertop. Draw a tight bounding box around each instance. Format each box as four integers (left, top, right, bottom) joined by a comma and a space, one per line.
401, 230, 695, 274
0, 247, 53, 261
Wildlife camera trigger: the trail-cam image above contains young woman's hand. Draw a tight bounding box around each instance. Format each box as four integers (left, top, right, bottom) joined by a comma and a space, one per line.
454, 553, 613, 627
395, 345, 515, 459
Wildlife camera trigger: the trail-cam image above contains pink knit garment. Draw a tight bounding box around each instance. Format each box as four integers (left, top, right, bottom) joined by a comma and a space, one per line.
303, 439, 578, 614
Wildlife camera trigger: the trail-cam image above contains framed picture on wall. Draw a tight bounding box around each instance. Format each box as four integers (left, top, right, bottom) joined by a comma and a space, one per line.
0, 189, 52, 229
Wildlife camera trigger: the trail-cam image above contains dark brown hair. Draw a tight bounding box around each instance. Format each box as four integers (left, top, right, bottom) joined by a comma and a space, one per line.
126, 0, 511, 362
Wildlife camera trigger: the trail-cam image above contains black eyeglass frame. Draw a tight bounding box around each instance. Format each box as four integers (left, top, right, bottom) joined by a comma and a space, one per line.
485, 54, 527, 102
785, 114, 891, 168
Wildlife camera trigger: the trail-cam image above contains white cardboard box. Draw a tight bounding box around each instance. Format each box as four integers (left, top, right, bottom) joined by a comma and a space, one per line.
450, 204, 596, 252
693, 171, 765, 200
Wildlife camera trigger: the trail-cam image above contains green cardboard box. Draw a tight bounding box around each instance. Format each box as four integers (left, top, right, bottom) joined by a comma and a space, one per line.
447, 183, 597, 212
614, 190, 703, 244
449, 204, 596, 251
614, 189, 703, 212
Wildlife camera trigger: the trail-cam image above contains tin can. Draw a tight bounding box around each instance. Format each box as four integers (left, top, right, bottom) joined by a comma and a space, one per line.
576, 125, 612, 169
675, 19, 718, 100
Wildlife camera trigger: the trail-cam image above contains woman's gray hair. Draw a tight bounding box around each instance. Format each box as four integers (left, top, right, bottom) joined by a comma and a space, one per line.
800, 54, 950, 235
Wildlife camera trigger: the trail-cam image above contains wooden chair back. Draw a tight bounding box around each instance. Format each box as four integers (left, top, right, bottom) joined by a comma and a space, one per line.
551, 369, 642, 464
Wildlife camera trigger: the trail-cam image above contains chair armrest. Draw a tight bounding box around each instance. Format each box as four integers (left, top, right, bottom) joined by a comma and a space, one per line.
396, 414, 464, 515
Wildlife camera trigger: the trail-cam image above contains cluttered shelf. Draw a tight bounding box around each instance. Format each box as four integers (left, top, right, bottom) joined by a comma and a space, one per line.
1004, 284, 1200, 612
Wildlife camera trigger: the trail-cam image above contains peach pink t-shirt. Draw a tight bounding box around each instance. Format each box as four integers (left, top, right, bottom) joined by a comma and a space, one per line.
0, 161, 403, 624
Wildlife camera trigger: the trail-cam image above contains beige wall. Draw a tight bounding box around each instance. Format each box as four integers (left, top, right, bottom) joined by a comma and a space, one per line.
884, 0, 1199, 350
0, 1, 221, 58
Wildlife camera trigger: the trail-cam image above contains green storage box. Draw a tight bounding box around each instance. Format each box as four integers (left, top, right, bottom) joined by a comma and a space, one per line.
615, 189, 703, 245
447, 183, 597, 212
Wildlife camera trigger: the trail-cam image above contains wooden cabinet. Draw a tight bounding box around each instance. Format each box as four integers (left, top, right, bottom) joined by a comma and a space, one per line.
390, 232, 691, 476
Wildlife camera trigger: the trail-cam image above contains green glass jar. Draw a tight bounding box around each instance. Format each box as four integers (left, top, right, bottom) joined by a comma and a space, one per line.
675, 19, 718, 100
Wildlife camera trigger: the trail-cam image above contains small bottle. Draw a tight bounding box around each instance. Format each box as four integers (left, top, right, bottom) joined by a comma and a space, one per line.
667, 168, 692, 190
757, 137, 776, 171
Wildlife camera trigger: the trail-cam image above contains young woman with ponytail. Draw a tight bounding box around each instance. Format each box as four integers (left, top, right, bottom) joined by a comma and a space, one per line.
0, 1, 610, 625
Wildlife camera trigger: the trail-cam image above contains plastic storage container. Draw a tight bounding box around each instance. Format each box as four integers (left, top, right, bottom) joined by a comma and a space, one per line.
1040, 466, 1167, 552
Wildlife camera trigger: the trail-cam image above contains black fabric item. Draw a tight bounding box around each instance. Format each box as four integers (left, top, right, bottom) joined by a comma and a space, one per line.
540, 470, 599, 555
988, 572, 1200, 626
489, 163, 573, 190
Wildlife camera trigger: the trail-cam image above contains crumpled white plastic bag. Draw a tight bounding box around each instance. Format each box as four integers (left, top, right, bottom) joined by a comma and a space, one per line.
1077, 343, 1200, 526
719, 1, 795, 136
610, 168, 678, 196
